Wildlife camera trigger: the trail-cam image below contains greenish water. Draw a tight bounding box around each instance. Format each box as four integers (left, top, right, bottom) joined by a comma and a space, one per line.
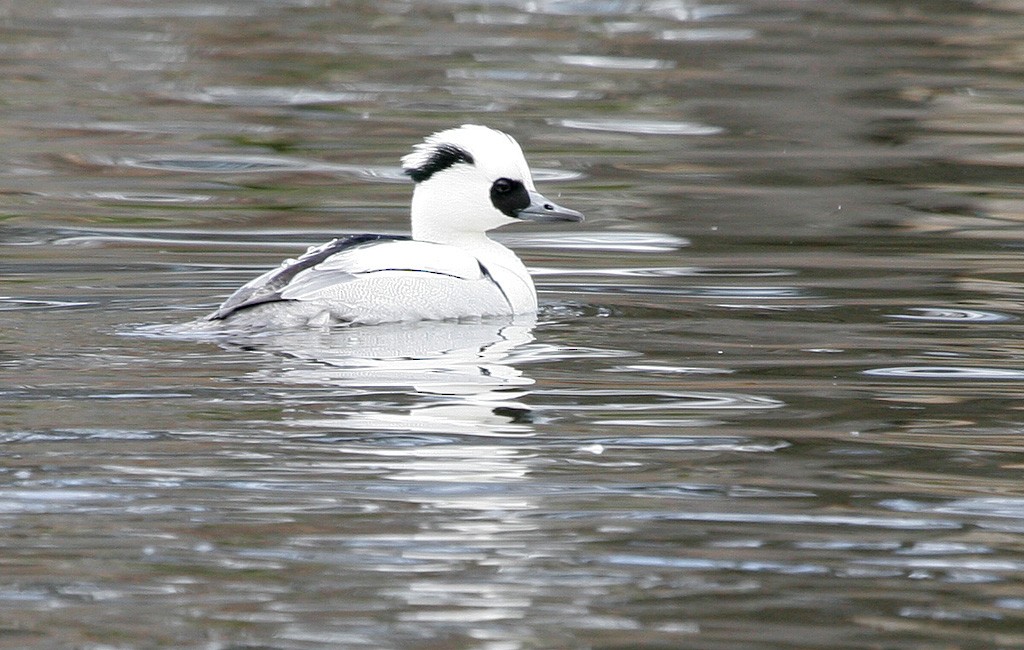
3, 1, 1024, 648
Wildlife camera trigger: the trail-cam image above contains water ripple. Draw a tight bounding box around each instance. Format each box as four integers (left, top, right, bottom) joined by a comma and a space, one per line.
585, 511, 961, 530
164, 86, 377, 106
882, 497, 1024, 521
863, 366, 1024, 380
544, 283, 804, 299
585, 437, 789, 452
533, 266, 791, 277
660, 28, 757, 42
555, 118, 723, 136
53, 4, 259, 19
603, 553, 828, 574
52, 120, 276, 136
0, 489, 125, 514
99, 154, 581, 183
601, 364, 734, 375
548, 54, 675, 70
0, 297, 93, 312
505, 231, 688, 251
86, 191, 212, 204
549, 389, 785, 411
108, 154, 401, 180
887, 307, 1015, 323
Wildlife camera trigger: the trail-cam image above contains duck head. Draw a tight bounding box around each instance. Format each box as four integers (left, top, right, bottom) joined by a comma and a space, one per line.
401, 124, 583, 243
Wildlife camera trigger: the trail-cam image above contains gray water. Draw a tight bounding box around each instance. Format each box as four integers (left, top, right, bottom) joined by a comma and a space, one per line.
3, 1, 1024, 648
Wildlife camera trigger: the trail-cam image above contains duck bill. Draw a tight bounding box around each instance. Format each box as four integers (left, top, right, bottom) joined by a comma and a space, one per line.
516, 191, 585, 223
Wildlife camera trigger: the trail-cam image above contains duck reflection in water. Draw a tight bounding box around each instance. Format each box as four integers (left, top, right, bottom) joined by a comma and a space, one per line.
230, 315, 539, 438
176, 124, 584, 436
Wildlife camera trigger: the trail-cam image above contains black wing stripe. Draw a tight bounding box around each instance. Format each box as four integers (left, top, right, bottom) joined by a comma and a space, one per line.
477, 261, 513, 312
206, 234, 410, 320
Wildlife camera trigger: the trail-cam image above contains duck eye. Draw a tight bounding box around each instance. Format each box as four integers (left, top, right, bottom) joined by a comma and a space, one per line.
489, 178, 530, 217
492, 178, 513, 194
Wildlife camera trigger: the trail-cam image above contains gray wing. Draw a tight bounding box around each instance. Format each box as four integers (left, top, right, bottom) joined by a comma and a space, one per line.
206, 234, 408, 320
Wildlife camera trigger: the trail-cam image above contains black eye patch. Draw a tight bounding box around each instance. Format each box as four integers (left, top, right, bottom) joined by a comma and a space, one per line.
490, 178, 530, 217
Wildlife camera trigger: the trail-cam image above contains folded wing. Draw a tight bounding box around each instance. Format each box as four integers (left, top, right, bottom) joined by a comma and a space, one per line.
207, 235, 498, 321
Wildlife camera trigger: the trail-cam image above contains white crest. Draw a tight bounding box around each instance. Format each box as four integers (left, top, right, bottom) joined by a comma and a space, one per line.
401, 124, 534, 189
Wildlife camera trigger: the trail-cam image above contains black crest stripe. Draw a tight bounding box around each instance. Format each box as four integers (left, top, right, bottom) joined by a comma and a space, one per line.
405, 143, 475, 182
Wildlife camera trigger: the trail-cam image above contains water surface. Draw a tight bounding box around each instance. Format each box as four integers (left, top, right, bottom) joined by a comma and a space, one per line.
3, 1, 1024, 648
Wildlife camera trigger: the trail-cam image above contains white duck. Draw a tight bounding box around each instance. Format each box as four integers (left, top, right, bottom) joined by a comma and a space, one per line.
204, 124, 583, 328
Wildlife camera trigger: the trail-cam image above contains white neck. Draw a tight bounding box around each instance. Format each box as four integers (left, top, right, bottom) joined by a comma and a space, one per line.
413, 220, 526, 276
409, 167, 512, 244
407, 170, 539, 313
411, 209, 537, 313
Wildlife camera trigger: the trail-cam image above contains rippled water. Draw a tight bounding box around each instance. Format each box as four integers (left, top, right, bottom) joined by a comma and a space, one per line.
3, 1, 1024, 648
